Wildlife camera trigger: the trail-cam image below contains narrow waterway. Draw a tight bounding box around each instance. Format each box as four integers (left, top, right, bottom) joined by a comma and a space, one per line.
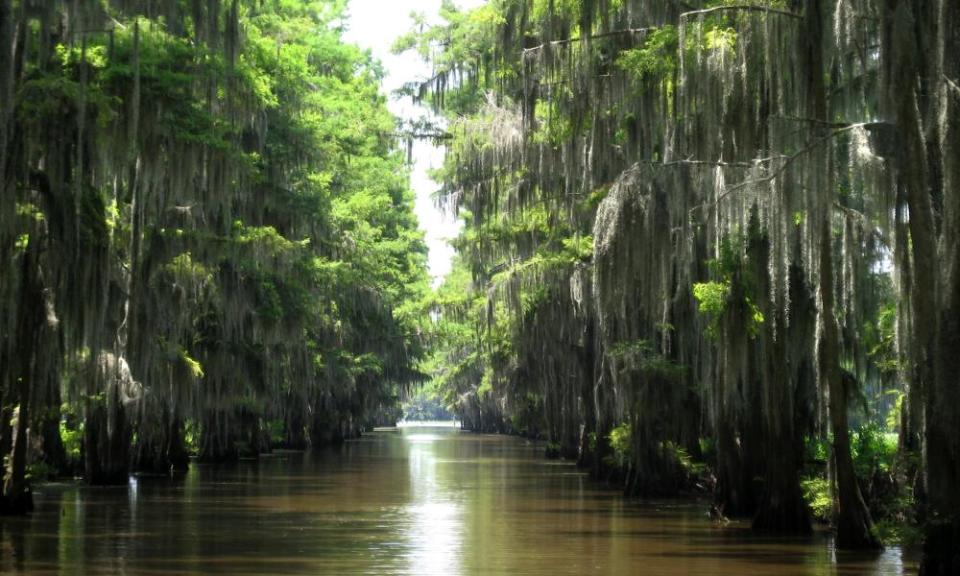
0, 426, 913, 575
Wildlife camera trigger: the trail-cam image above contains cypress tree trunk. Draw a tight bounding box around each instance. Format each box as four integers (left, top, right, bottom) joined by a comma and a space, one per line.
309, 403, 344, 447
2, 252, 44, 514
802, 0, 880, 549
576, 326, 597, 469
753, 444, 811, 533
754, 233, 812, 534
920, 0, 960, 572
199, 410, 238, 462
84, 355, 133, 486
84, 389, 131, 486
167, 416, 190, 472
36, 364, 68, 476
715, 419, 756, 517
0, 399, 10, 502
135, 407, 189, 474
820, 163, 880, 550
284, 408, 309, 450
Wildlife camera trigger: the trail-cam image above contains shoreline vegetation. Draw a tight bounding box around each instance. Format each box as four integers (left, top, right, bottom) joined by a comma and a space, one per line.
1, 1, 956, 574
1, 0, 428, 510
401, 0, 957, 571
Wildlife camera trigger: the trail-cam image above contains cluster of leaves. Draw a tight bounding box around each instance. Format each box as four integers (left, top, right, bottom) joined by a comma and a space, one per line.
606, 423, 633, 468
693, 228, 767, 339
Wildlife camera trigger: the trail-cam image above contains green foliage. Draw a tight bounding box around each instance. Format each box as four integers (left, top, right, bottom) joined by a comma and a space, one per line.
164, 253, 214, 288
699, 437, 717, 467
804, 435, 830, 467
26, 461, 59, 482
607, 423, 632, 468
608, 339, 682, 379
561, 234, 594, 261
180, 350, 205, 380
403, 388, 454, 421
850, 423, 917, 545
60, 404, 83, 464
398, 0, 927, 549
616, 26, 679, 82
266, 420, 286, 445
703, 26, 737, 51
869, 303, 900, 375
801, 477, 833, 521
662, 441, 707, 477
885, 390, 904, 432
851, 423, 898, 479
2, 0, 433, 475
534, 99, 574, 145
184, 420, 201, 457
545, 441, 562, 459
693, 281, 730, 338
694, 232, 766, 339
801, 425, 914, 541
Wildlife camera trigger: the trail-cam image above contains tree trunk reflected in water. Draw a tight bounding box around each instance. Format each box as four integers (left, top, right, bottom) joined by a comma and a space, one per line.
0, 427, 914, 575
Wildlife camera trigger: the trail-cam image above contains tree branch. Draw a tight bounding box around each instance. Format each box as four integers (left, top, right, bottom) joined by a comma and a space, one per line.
680, 4, 802, 20
769, 115, 855, 128
522, 28, 656, 56
688, 121, 891, 213
722, 124, 870, 199
390, 130, 453, 141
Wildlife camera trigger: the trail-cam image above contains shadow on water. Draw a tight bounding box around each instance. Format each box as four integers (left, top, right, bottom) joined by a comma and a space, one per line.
0, 426, 916, 575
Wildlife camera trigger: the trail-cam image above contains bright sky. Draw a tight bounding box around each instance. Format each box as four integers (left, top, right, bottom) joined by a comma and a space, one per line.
344, 0, 485, 286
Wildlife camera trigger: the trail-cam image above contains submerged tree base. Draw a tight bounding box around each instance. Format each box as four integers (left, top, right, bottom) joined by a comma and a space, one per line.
920, 518, 960, 576
752, 487, 813, 534
0, 490, 34, 516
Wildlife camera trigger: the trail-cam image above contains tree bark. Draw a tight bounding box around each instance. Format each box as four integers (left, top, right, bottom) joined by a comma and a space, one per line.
819, 187, 879, 549
754, 247, 813, 534
919, 0, 960, 572
2, 252, 44, 514
801, 0, 881, 549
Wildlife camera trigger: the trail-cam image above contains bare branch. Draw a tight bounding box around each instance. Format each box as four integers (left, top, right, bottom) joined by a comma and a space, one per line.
522, 28, 656, 56
680, 4, 802, 20
389, 130, 453, 141
684, 122, 893, 217
715, 122, 875, 201
769, 115, 854, 128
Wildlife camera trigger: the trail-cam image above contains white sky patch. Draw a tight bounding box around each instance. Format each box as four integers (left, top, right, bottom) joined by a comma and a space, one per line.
344, 0, 485, 286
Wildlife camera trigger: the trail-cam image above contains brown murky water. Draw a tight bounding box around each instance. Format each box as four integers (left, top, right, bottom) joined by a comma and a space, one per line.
0, 425, 915, 575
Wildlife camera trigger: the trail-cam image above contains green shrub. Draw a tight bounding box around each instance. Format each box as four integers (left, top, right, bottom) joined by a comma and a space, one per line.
606, 423, 632, 468
266, 419, 285, 445
662, 441, 706, 476
60, 402, 84, 466
851, 422, 898, 478
801, 477, 833, 521
545, 442, 561, 459
27, 461, 58, 482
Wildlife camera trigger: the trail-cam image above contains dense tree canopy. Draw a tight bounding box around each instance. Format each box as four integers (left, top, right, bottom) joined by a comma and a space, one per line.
408, 0, 958, 570
1, 0, 957, 573
0, 0, 429, 506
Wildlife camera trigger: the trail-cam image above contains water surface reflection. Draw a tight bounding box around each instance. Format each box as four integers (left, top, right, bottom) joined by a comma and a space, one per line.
0, 426, 915, 575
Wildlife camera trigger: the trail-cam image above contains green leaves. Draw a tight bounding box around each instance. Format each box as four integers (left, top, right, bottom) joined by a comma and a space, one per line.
616, 26, 679, 83
693, 279, 765, 340
607, 423, 633, 468
693, 281, 730, 339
